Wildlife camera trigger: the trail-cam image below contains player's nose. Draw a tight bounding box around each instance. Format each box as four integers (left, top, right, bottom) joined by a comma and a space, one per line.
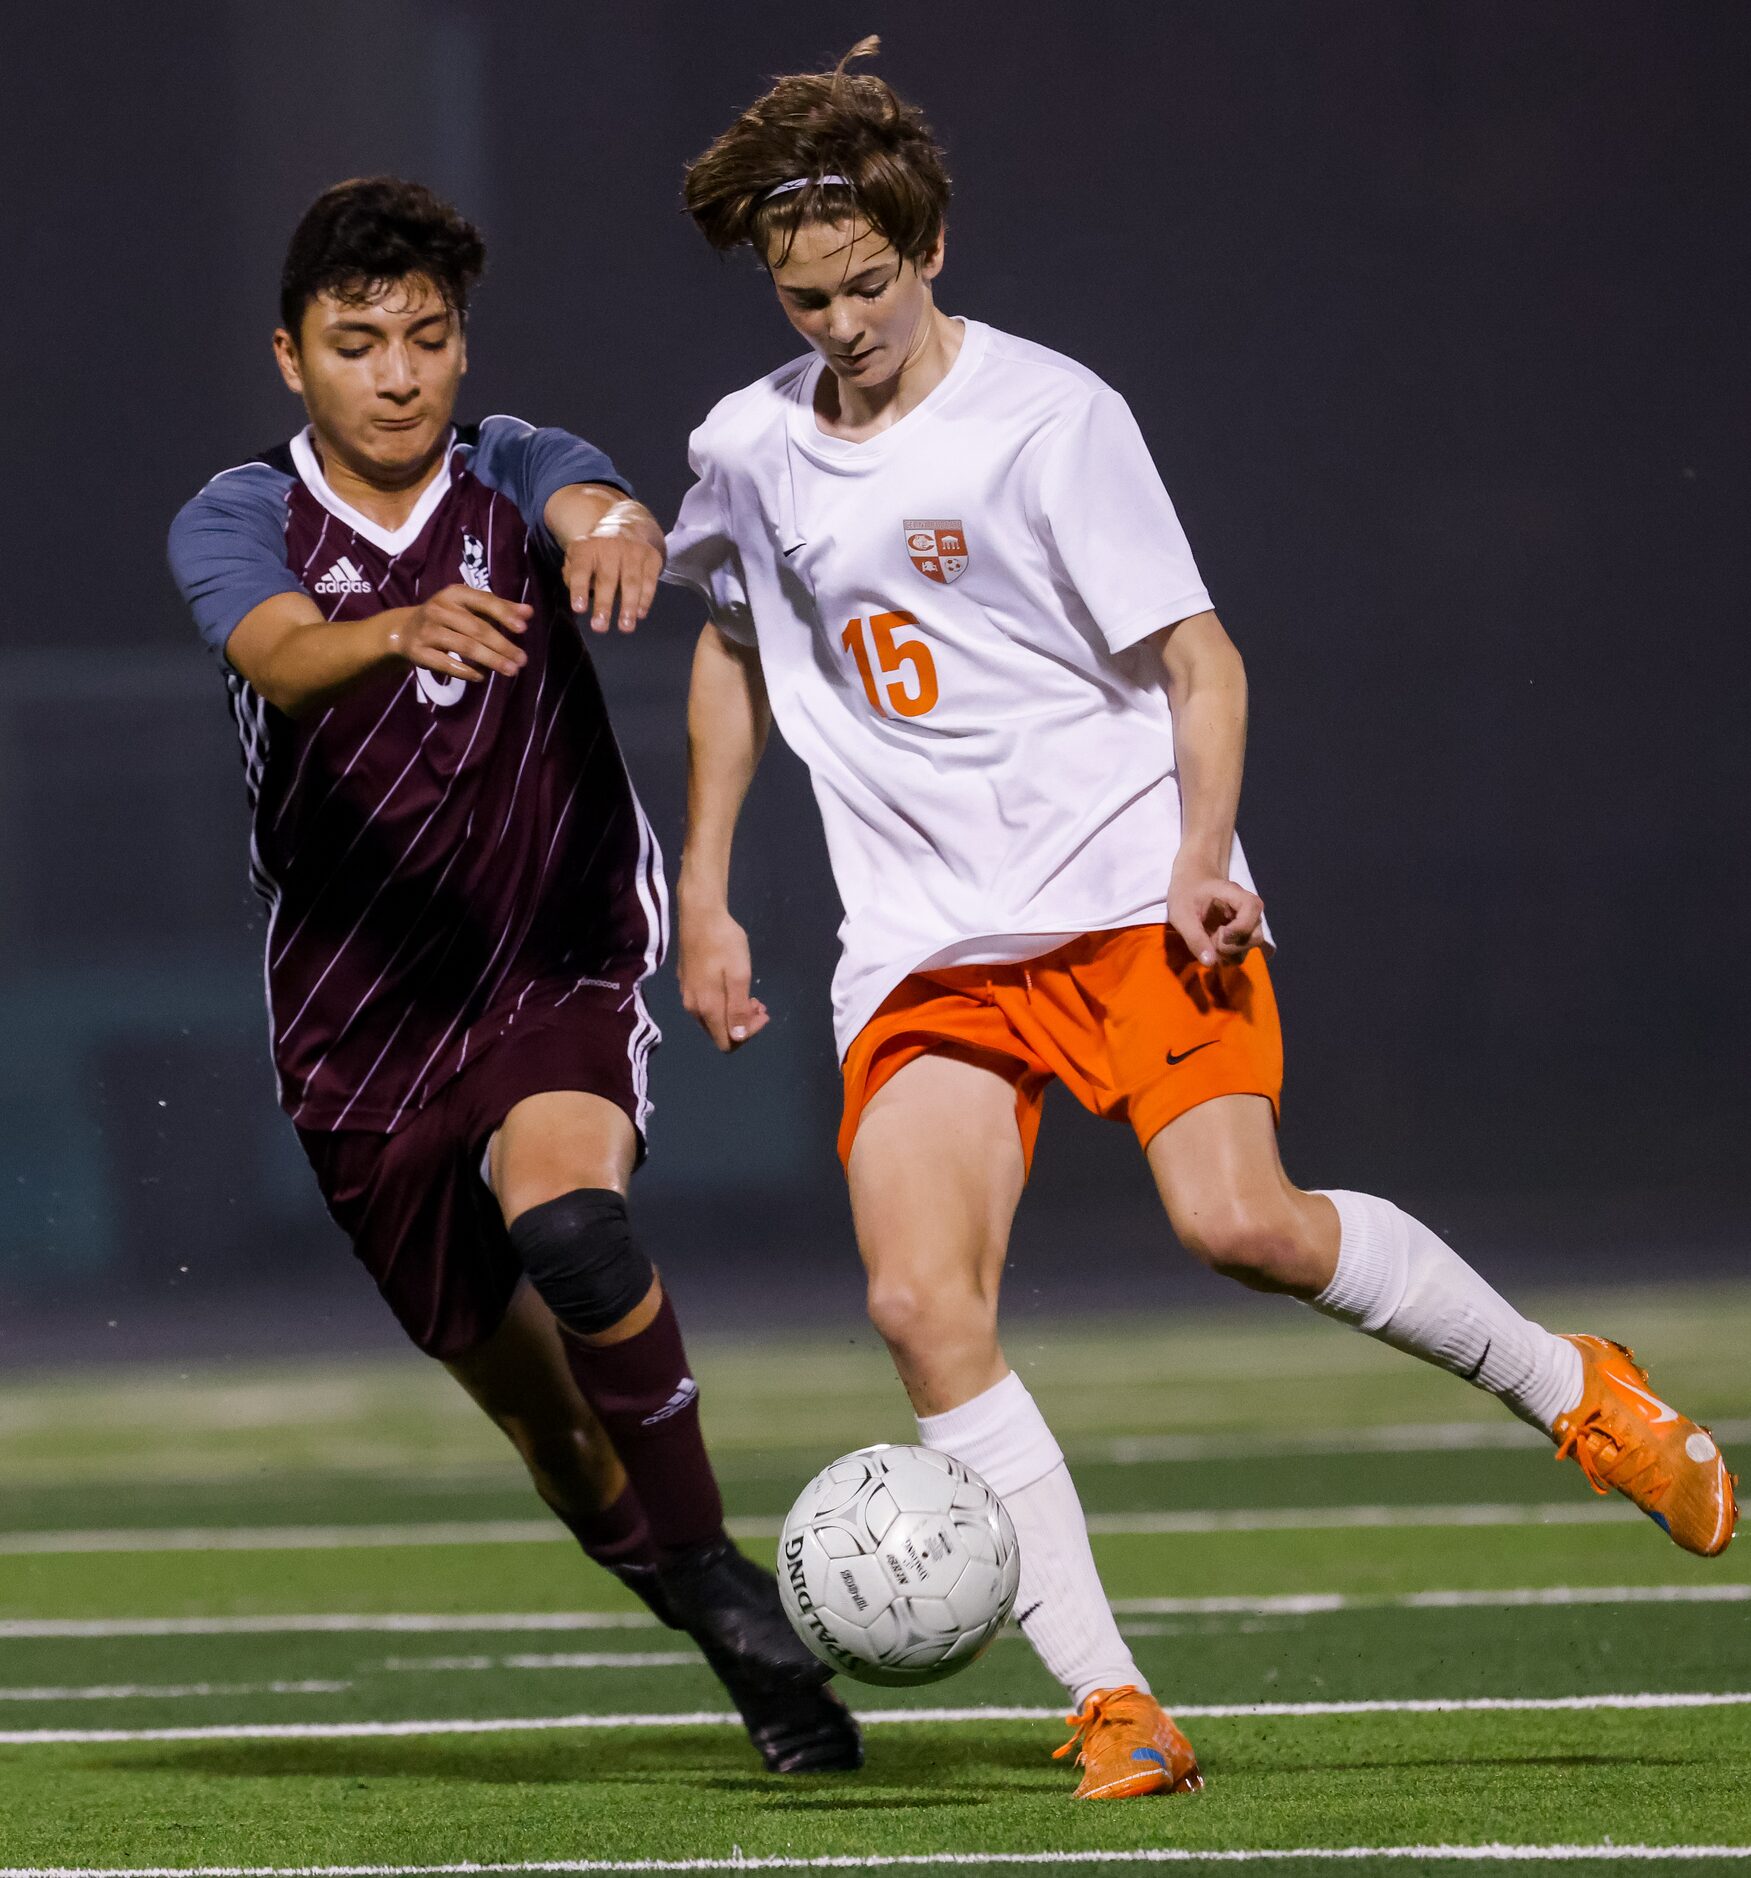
377, 350, 419, 400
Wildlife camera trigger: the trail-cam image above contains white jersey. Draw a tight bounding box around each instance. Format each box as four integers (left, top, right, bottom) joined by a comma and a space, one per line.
665, 317, 1268, 1058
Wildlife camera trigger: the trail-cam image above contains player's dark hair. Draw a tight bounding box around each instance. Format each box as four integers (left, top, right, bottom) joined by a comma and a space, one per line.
279, 177, 487, 338
683, 37, 950, 268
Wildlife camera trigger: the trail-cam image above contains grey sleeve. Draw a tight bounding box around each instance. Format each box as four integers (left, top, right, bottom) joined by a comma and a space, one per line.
166, 463, 304, 658
468, 414, 634, 545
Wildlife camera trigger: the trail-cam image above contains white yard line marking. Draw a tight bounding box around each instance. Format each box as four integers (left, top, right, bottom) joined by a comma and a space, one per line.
1096, 1415, 1751, 1464
380, 1654, 697, 1673
1404, 1584, 1751, 1608
1112, 1583, 1751, 1617
1080, 1504, 1636, 1535
0, 1502, 1640, 1555
0, 1521, 561, 1555
0, 1681, 348, 1703
0, 1689, 1745, 1747
2, 1846, 1749, 1872
4, 1583, 1744, 1642
0, 1613, 661, 1639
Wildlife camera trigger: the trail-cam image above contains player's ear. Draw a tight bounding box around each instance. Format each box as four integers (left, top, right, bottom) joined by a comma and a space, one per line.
919, 228, 946, 285
272, 326, 305, 396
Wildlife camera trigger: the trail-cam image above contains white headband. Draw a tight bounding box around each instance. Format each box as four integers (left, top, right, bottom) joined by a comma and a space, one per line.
762, 174, 852, 201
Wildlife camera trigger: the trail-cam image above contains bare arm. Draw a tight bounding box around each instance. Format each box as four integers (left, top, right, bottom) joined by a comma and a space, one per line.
226, 584, 532, 719
1158, 608, 1265, 966
677, 621, 772, 1051
224, 483, 663, 718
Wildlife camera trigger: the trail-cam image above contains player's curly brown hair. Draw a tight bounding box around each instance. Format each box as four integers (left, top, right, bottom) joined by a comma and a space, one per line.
682, 37, 950, 267
279, 177, 486, 338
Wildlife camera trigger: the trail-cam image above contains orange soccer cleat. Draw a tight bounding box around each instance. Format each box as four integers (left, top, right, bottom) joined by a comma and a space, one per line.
1052, 1684, 1204, 1800
1552, 1334, 1739, 1557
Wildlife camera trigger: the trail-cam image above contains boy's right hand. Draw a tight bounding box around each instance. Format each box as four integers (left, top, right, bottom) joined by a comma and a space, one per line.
386, 585, 531, 680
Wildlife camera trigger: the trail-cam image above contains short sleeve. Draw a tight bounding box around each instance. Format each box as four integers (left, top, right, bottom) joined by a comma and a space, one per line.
166, 463, 304, 658
468, 415, 634, 543
1035, 389, 1212, 654
662, 445, 756, 645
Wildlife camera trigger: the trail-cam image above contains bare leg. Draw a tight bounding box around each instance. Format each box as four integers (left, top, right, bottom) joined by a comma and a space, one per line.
1146, 1093, 1581, 1430
490, 1089, 663, 1340
1142, 1093, 1338, 1295
444, 1278, 630, 1524
489, 1088, 722, 1557
474, 1095, 853, 1758
848, 1052, 1024, 1413
849, 1051, 1145, 1706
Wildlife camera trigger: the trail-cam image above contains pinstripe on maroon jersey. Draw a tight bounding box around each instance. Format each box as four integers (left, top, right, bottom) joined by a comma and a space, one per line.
171, 423, 667, 1134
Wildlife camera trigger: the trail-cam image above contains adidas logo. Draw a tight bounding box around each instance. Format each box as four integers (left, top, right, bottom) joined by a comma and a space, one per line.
641, 1376, 699, 1427
314, 555, 374, 596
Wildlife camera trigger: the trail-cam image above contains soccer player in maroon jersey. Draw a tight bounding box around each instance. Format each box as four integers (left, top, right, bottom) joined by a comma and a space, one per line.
167, 177, 859, 1774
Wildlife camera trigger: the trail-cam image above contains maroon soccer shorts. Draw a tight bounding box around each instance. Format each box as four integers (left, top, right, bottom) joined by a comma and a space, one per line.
298, 987, 657, 1361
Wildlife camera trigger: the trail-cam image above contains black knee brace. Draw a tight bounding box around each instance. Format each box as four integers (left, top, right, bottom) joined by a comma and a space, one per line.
509, 1189, 654, 1335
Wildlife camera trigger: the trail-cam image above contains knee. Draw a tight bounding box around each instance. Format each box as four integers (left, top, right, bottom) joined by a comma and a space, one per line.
1174, 1197, 1312, 1293
865, 1271, 996, 1360
508, 1189, 653, 1336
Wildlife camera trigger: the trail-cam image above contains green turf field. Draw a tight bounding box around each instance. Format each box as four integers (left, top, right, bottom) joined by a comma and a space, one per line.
1, 1283, 1746, 1874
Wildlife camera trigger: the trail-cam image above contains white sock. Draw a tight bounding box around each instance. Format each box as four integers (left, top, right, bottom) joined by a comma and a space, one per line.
916, 1371, 1143, 1708
1311, 1189, 1584, 1432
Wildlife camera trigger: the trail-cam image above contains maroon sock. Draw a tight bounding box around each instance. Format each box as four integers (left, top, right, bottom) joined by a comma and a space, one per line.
561, 1293, 726, 1564
544, 1480, 659, 1574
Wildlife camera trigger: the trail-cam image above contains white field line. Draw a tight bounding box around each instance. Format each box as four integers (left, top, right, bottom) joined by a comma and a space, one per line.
0, 1681, 348, 1703
0, 1613, 663, 1639
3, 1847, 1750, 1874
5, 1582, 1746, 1642
8, 1415, 1745, 1495
380, 1654, 698, 1673
9, 1415, 1747, 1493
1080, 1504, 1636, 1535
0, 1502, 1640, 1556
1097, 1415, 1751, 1464
2, 1689, 1748, 1748
1111, 1583, 1751, 1617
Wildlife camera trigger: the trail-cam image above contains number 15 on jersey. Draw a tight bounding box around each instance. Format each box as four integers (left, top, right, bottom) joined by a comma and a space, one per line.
841, 611, 940, 719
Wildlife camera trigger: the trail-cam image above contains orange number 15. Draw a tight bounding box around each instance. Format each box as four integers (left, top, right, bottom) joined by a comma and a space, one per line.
841, 610, 940, 719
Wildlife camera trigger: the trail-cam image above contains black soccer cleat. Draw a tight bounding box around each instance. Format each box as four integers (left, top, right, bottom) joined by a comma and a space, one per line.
701, 1641, 865, 1773
656, 1537, 833, 1693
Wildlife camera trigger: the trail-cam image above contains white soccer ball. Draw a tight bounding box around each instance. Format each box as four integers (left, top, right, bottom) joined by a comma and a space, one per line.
776, 1443, 1021, 1686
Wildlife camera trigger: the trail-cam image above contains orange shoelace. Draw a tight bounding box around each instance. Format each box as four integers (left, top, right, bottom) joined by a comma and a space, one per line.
1555, 1407, 1671, 1506
1053, 1685, 1140, 1762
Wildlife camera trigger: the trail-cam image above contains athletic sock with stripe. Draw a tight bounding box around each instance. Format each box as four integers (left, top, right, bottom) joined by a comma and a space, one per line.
560, 1292, 727, 1565
916, 1370, 1144, 1708
1310, 1189, 1584, 1432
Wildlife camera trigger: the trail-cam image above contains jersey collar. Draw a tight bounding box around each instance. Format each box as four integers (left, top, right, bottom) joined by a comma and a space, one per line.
289, 425, 458, 557
787, 317, 988, 471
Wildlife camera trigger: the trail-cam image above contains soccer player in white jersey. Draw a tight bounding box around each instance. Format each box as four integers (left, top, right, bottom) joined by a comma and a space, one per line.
663, 42, 1738, 1799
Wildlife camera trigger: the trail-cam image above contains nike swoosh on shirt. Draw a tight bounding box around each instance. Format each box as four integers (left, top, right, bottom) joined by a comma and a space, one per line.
1165, 1041, 1219, 1066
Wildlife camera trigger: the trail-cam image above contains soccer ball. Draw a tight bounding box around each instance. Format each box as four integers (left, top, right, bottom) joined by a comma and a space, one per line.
776, 1443, 1021, 1686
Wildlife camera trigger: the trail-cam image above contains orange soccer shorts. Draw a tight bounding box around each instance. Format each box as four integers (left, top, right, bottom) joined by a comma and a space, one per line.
838, 924, 1283, 1173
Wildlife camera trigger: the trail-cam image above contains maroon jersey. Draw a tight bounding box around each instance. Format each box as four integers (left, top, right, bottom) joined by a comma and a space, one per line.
168, 418, 665, 1134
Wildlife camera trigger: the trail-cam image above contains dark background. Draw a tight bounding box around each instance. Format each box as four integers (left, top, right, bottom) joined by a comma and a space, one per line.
2, 1, 1745, 1358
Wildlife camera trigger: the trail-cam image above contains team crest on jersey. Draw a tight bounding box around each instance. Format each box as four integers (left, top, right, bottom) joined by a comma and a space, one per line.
904, 518, 969, 585
459, 531, 491, 591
